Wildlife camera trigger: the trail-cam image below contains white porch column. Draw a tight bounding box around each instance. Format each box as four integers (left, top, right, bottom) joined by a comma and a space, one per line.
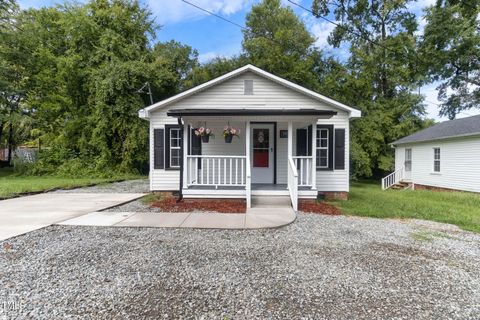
245, 121, 251, 208
182, 120, 188, 189
311, 121, 317, 189
287, 121, 293, 159
246, 121, 251, 161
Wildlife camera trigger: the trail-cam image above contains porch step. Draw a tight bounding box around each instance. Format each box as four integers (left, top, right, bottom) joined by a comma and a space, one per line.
251, 195, 292, 208
391, 181, 412, 190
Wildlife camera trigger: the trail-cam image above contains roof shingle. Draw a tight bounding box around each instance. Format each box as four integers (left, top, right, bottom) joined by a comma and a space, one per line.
392, 114, 480, 145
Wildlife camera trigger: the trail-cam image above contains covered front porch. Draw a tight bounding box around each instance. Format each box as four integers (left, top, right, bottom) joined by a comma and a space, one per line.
168, 109, 336, 211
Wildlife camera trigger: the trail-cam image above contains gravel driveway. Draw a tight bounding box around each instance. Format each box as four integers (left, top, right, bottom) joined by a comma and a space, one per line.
1, 214, 479, 319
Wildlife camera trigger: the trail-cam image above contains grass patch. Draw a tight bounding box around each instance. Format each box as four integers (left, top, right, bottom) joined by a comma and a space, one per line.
140, 193, 163, 205
0, 167, 145, 199
410, 230, 454, 241
332, 181, 480, 233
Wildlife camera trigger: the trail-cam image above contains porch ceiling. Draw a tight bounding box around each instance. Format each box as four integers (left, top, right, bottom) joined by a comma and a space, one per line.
166, 108, 337, 118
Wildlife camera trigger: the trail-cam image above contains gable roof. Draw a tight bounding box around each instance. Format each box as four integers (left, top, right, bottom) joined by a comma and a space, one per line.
392, 114, 480, 145
139, 64, 361, 119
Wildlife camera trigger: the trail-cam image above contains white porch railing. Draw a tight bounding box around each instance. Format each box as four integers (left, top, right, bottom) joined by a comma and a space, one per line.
186, 155, 247, 187
246, 157, 251, 208
381, 167, 404, 190
292, 156, 314, 187
288, 157, 298, 211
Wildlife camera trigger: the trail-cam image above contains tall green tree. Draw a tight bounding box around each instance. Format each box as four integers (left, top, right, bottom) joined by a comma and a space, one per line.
421, 0, 480, 119
6, 0, 198, 175
312, 0, 427, 176
242, 0, 321, 90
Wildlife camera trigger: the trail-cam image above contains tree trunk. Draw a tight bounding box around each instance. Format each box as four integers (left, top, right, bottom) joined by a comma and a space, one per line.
7, 123, 13, 165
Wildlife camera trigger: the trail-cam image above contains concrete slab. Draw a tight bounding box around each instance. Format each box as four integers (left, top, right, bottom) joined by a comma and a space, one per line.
58, 211, 137, 226
116, 212, 191, 228
245, 207, 296, 228
0, 193, 144, 240
180, 213, 246, 229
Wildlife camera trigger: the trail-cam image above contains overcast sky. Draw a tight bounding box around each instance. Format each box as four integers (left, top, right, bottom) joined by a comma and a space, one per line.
18, 0, 479, 121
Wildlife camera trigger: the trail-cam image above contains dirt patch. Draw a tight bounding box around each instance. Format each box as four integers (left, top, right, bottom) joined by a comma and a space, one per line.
299, 200, 342, 215
150, 193, 246, 213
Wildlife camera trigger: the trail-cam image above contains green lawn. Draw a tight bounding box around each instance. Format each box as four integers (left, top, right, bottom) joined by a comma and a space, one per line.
333, 181, 480, 233
0, 168, 144, 199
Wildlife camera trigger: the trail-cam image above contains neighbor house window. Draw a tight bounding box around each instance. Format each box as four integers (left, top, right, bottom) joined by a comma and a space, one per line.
316, 128, 329, 168
433, 147, 440, 172
405, 148, 412, 171
165, 125, 181, 169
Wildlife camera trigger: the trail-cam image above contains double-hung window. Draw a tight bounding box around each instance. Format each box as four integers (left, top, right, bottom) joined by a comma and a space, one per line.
165, 125, 181, 169
433, 148, 440, 172
405, 148, 412, 171
316, 128, 329, 169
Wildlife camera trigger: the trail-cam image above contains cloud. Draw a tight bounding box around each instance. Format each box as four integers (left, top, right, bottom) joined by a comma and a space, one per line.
146, 0, 251, 24
309, 20, 335, 48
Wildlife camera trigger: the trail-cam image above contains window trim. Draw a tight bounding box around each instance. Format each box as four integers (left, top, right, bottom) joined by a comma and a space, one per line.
433, 147, 441, 173
405, 148, 412, 172
165, 125, 182, 170
316, 128, 329, 169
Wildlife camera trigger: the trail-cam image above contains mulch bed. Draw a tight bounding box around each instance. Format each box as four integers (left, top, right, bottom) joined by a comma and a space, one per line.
150, 193, 246, 213
298, 200, 343, 215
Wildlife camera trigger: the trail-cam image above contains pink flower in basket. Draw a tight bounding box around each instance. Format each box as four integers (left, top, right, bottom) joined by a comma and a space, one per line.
194, 127, 213, 137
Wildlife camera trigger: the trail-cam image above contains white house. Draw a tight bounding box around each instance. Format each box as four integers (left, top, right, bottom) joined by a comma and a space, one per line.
139, 65, 361, 210
383, 114, 480, 193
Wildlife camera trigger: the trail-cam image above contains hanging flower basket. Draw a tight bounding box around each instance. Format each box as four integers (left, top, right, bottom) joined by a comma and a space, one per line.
223, 125, 240, 143
194, 127, 214, 143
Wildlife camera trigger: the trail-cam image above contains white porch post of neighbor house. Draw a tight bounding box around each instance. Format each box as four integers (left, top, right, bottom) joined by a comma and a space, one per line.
311, 121, 317, 189
245, 121, 251, 208
182, 120, 188, 189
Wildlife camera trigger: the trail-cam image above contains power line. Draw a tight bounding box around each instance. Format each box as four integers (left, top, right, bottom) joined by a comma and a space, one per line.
287, 0, 424, 66
181, 0, 286, 48
181, 0, 246, 30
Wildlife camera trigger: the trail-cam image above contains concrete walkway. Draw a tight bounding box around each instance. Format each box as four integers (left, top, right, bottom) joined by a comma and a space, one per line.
59, 207, 296, 229
0, 193, 144, 240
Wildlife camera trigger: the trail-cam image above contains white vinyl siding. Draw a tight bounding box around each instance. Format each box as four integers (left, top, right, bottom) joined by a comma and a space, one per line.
394, 136, 480, 192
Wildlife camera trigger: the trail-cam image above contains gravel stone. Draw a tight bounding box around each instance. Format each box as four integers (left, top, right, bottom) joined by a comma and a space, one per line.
53, 179, 149, 194
1, 214, 479, 319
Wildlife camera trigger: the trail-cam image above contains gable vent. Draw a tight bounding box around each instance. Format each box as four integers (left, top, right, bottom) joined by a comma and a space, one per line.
244, 80, 253, 95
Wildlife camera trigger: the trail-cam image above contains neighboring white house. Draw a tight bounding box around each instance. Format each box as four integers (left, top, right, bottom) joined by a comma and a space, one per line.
138, 65, 361, 210
384, 114, 480, 193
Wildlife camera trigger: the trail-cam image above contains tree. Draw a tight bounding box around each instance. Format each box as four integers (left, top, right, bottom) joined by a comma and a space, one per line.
0, 0, 199, 175
421, 0, 480, 119
311, 0, 427, 176
242, 0, 321, 90
0, 0, 33, 163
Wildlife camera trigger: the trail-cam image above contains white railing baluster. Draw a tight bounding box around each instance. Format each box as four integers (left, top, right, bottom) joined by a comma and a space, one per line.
235, 159, 238, 185
185, 155, 247, 187
381, 167, 405, 190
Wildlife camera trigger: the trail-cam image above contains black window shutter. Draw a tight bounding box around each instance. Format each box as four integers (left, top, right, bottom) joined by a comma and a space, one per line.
317, 125, 334, 171
153, 129, 164, 169
296, 125, 313, 157
190, 127, 202, 169
296, 128, 308, 156
334, 129, 345, 170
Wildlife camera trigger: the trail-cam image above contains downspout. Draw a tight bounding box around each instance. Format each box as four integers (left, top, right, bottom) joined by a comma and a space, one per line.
177, 117, 184, 202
